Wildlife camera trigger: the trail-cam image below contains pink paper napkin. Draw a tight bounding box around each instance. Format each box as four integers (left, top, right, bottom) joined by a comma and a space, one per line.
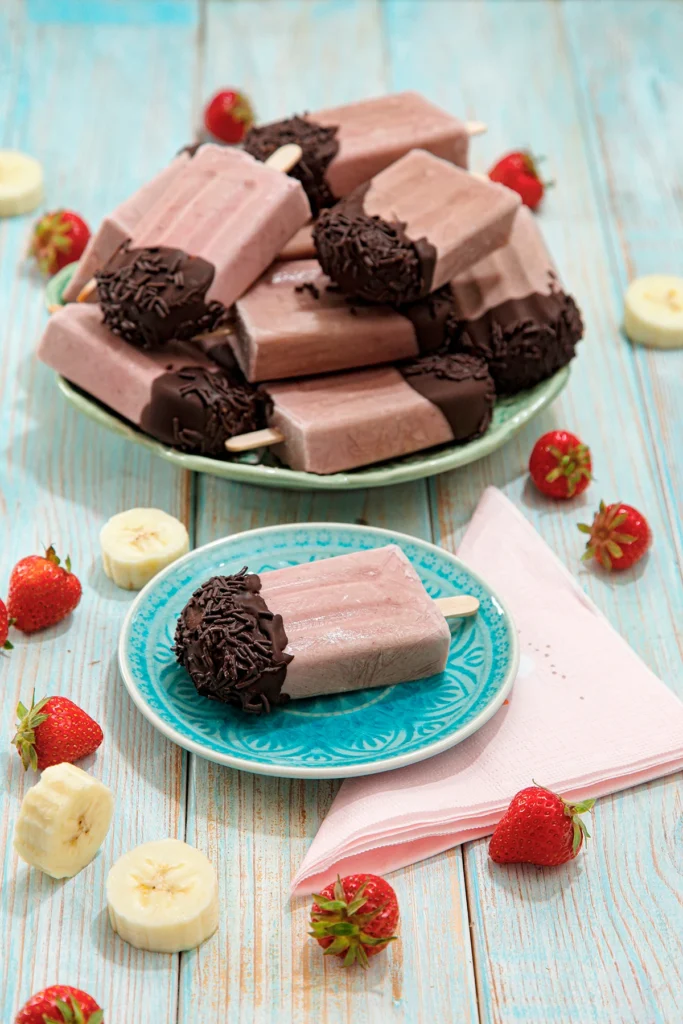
292, 487, 683, 894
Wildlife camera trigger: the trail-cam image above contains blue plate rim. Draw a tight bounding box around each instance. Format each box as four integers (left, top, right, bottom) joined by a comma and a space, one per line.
118, 522, 519, 779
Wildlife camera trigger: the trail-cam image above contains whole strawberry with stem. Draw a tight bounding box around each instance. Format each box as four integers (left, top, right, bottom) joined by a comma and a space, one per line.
8, 545, 82, 632
310, 873, 399, 968
13, 691, 103, 772
578, 501, 651, 571
488, 150, 552, 210
0, 597, 13, 650
203, 88, 255, 144
529, 430, 592, 499
15, 985, 103, 1024
489, 784, 595, 867
30, 210, 91, 276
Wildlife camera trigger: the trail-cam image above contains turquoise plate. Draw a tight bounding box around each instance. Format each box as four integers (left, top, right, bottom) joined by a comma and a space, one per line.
119, 523, 518, 779
47, 262, 570, 491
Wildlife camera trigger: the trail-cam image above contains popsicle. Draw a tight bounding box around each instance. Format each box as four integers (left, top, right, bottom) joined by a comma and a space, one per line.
227, 352, 495, 475
244, 91, 481, 215
449, 207, 584, 393
231, 259, 456, 382
314, 150, 521, 306
37, 304, 267, 455
95, 244, 228, 349
174, 545, 478, 713
63, 154, 191, 302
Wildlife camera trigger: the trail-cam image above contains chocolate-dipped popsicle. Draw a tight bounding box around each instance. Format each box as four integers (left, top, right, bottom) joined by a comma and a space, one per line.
314, 150, 520, 306
37, 304, 268, 456
226, 352, 495, 475
449, 208, 584, 393
243, 91, 476, 216
174, 545, 457, 714
230, 259, 456, 382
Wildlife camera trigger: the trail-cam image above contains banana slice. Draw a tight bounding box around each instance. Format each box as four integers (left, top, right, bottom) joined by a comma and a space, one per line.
100, 508, 190, 590
14, 763, 114, 879
106, 838, 219, 953
623, 275, 683, 349
0, 150, 44, 216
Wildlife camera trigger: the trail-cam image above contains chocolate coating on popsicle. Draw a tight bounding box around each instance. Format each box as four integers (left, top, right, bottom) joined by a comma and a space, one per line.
174, 570, 292, 714
313, 183, 436, 306
451, 285, 583, 394
140, 365, 270, 456
401, 352, 495, 441
243, 115, 339, 216
96, 245, 228, 349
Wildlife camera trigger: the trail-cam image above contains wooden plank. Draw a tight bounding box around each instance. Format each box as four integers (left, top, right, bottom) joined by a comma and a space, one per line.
0, 1, 199, 1019
561, 0, 683, 569
382, 1, 683, 1022
179, 3, 478, 1021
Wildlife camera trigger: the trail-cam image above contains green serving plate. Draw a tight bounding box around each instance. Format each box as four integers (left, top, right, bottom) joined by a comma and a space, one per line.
46, 262, 570, 492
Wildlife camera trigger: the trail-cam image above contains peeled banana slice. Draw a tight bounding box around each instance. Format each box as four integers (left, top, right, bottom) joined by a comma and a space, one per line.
106, 838, 219, 953
0, 150, 44, 217
623, 275, 683, 349
14, 763, 114, 879
100, 508, 190, 590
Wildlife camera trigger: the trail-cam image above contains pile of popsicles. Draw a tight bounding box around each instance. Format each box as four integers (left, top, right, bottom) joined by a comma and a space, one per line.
38, 91, 584, 476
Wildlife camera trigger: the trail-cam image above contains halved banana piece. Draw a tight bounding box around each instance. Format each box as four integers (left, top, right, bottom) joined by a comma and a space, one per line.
106, 838, 219, 953
100, 507, 189, 590
14, 763, 114, 879
0, 150, 44, 216
623, 275, 683, 349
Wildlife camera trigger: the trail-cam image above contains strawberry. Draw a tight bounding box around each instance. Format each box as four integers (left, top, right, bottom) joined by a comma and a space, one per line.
488, 150, 551, 210
15, 985, 103, 1024
29, 210, 91, 276
0, 597, 13, 650
489, 784, 595, 867
7, 546, 82, 633
578, 501, 652, 571
13, 691, 103, 772
529, 430, 592, 499
310, 873, 399, 968
203, 89, 255, 144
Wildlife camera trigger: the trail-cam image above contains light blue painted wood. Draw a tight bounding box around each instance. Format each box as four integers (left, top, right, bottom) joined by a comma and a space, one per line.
382, 2, 683, 1021
1, 0, 682, 1021
179, 3, 478, 1020
0, 1, 199, 1019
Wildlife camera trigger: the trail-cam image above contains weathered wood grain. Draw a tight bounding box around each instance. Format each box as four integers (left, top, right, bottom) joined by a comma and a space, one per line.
0, 1, 199, 1019
382, 2, 683, 1021
177, 3, 478, 1021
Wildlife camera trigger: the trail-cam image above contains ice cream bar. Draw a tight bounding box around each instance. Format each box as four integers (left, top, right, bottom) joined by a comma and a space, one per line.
63, 154, 191, 302
129, 144, 310, 309
226, 352, 494, 475
37, 304, 267, 455
174, 545, 454, 712
231, 259, 456, 382
450, 208, 584, 393
314, 150, 521, 306
244, 92, 473, 215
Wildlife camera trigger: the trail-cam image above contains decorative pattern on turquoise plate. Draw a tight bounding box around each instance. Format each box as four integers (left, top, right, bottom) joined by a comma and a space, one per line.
46, 261, 570, 492
119, 524, 518, 778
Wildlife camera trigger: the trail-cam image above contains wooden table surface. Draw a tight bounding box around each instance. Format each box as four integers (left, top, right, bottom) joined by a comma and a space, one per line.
1, 1, 682, 1021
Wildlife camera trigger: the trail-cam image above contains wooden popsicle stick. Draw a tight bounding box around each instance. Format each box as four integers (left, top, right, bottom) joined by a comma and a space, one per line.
465, 120, 487, 137
47, 303, 61, 314
434, 595, 480, 618
194, 324, 234, 343
75, 144, 304, 305
225, 427, 284, 453
264, 143, 303, 173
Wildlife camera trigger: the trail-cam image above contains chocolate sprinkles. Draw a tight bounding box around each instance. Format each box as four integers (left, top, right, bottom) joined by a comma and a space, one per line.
174, 570, 292, 714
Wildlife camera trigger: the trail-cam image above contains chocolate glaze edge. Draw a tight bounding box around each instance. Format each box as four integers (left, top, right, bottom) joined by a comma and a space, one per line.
400, 352, 495, 441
